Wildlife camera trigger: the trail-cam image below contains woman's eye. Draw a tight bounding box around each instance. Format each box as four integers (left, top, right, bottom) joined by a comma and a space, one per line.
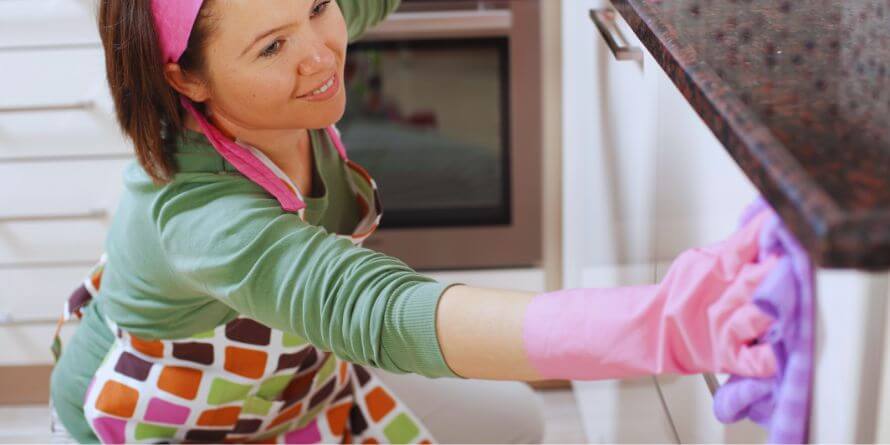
311, 0, 332, 17
260, 39, 283, 58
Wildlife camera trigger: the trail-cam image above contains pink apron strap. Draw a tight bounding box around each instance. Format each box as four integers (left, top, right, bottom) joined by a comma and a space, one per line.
181, 97, 306, 212
325, 126, 349, 161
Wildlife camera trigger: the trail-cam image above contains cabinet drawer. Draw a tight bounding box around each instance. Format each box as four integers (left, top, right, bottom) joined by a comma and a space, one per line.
0, 219, 109, 265
0, 159, 128, 218
0, 0, 99, 49
1, 266, 92, 322
0, 48, 130, 160
0, 324, 78, 366
0, 48, 107, 110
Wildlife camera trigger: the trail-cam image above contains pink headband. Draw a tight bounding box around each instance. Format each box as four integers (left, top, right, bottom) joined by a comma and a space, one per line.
150, 0, 348, 213
151, 0, 204, 63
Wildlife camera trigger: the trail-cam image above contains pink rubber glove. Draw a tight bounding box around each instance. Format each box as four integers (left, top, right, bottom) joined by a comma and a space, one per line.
523, 210, 778, 380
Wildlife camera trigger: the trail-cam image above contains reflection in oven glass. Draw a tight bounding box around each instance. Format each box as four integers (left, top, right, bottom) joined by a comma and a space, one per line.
341, 39, 510, 228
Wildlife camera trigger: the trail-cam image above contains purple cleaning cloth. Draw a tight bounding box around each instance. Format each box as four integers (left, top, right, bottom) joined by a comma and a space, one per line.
713, 199, 815, 444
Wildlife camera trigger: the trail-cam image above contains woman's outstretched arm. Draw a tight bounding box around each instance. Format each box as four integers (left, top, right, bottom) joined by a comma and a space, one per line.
436, 211, 781, 382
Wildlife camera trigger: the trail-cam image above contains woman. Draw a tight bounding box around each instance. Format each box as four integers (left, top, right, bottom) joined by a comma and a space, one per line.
49, 0, 778, 443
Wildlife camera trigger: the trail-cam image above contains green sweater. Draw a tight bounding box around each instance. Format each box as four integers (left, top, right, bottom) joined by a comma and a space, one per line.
50, 3, 463, 442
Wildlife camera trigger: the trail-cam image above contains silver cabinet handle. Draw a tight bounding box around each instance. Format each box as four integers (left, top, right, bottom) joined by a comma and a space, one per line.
703, 373, 721, 396
0, 208, 108, 223
0, 153, 133, 164
0, 101, 95, 114
590, 9, 643, 62
0, 313, 74, 327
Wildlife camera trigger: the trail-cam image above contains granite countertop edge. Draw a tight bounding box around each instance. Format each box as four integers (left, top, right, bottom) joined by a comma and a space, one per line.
611, 0, 890, 271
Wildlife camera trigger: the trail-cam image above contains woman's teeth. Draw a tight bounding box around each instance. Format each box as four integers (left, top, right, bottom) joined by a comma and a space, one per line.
311, 77, 335, 95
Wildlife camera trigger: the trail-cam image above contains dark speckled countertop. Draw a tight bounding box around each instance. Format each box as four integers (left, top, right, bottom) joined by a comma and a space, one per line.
611, 0, 890, 270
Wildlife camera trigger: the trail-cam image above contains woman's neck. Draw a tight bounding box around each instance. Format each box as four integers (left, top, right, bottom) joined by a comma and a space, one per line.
183, 108, 314, 196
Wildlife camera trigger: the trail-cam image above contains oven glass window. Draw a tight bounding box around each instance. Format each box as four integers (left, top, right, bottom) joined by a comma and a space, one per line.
341, 38, 511, 228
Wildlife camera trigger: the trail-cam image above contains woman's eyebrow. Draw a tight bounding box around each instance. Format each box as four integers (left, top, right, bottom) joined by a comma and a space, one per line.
241, 22, 297, 57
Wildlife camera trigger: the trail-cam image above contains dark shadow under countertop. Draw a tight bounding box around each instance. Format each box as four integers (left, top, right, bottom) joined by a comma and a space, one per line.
611, 0, 890, 270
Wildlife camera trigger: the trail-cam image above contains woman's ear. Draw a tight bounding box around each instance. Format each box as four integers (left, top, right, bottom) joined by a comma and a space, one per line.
163, 63, 210, 103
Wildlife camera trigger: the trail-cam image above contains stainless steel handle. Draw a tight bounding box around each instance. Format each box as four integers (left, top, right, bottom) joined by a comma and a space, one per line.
0, 208, 108, 223
0, 153, 133, 164
0, 42, 101, 52
0, 313, 75, 327
0, 260, 99, 270
703, 373, 721, 396
590, 9, 643, 62
0, 101, 95, 114
362, 9, 512, 40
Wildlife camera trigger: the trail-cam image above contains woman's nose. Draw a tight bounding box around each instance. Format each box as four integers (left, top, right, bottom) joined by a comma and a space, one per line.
298, 45, 336, 76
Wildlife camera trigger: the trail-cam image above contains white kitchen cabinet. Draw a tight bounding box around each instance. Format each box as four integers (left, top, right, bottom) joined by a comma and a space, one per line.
562, 0, 890, 442
0, 0, 128, 369
561, 1, 766, 443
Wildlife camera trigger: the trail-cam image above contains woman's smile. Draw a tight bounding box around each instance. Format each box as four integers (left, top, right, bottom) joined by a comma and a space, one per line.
298, 73, 340, 102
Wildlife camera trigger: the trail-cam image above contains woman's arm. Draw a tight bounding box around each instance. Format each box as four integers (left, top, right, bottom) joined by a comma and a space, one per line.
436, 285, 545, 381
337, 0, 400, 42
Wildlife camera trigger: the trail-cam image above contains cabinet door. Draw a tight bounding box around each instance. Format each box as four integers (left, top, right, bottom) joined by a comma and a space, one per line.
563, 3, 676, 441
562, 0, 659, 290
649, 54, 766, 443
573, 265, 678, 443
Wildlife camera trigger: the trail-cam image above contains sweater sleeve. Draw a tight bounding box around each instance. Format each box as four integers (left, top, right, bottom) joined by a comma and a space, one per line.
337, 0, 401, 42
156, 176, 460, 379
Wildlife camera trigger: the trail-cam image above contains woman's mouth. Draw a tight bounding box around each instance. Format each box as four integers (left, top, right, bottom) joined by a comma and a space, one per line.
298, 75, 339, 102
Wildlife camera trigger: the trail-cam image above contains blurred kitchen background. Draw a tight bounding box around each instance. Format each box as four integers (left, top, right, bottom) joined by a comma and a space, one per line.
0, 0, 581, 442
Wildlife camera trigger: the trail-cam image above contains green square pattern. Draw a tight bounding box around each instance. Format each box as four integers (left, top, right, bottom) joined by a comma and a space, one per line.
135, 423, 177, 441
207, 377, 252, 405
243, 396, 274, 416
189, 329, 215, 339
282, 332, 308, 347
257, 375, 293, 399
384, 413, 420, 444
315, 356, 336, 382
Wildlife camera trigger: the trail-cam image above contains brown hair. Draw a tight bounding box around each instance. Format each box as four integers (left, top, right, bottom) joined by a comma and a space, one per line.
98, 0, 216, 184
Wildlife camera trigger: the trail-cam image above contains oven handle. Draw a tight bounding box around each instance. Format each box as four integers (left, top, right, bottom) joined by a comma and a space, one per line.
361, 9, 512, 41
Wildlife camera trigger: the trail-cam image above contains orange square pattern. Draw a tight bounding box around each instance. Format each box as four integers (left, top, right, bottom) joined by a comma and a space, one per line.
224, 346, 268, 379
130, 335, 164, 358
365, 386, 395, 422
157, 366, 203, 400
325, 402, 352, 436
268, 402, 303, 429
338, 362, 348, 384
197, 406, 243, 427
94, 380, 139, 418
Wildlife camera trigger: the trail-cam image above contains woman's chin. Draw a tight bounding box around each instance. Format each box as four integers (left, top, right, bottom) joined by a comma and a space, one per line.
305, 94, 347, 128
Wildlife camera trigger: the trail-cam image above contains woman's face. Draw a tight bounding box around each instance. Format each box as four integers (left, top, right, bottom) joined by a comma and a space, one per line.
190, 0, 348, 132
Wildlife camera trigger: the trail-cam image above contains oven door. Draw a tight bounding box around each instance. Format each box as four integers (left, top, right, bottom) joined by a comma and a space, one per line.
343, 1, 542, 270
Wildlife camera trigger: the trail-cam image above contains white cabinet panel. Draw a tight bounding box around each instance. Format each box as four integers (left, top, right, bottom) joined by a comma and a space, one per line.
651, 54, 759, 261
0, 47, 129, 160
0, 49, 107, 108
0, 220, 109, 264
655, 373, 768, 443
562, 0, 659, 292
0, 0, 100, 48
0, 160, 128, 219
0, 323, 78, 366
574, 377, 678, 443
423, 268, 545, 293
0, 266, 91, 321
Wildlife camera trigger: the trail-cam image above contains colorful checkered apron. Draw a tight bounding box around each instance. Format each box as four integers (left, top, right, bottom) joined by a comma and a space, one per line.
52, 127, 437, 444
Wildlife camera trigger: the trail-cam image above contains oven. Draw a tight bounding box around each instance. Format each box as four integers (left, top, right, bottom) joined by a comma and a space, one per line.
342, 0, 543, 270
